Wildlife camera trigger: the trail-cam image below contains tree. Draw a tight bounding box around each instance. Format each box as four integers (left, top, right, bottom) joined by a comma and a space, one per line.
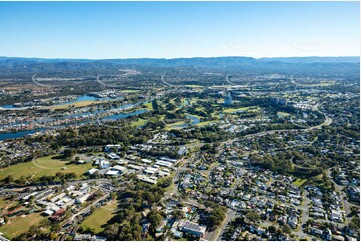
152, 100, 159, 110
3, 215, 9, 224
4, 175, 14, 184
104, 224, 119, 240
110, 192, 117, 200
282, 224, 292, 234
49, 232, 58, 240
171, 209, 184, 220
246, 210, 260, 223
243, 234, 250, 241
157, 177, 172, 188
208, 207, 226, 229
28, 225, 41, 238
51, 223, 61, 233
268, 225, 276, 233
349, 216, 360, 230
16, 176, 27, 186
63, 148, 77, 158
147, 209, 162, 228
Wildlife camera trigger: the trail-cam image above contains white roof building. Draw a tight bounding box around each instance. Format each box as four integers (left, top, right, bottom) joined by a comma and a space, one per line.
76, 193, 91, 204
141, 159, 153, 164
87, 168, 99, 175
106, 170, 119, 176
112, 165, 128, 174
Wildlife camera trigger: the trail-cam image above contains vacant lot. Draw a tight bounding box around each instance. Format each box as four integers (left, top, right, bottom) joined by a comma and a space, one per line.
0, 212, 45, 239
0, 155, 94, 180
81, 201, 118, 233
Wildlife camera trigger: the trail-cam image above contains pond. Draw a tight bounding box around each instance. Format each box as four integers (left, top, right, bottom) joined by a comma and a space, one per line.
171, 114, 200, 128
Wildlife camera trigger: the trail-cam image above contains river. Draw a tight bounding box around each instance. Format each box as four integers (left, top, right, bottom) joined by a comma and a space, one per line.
0, 97, 151, 141
0, 109, 149, 141
1, 94, 123, 109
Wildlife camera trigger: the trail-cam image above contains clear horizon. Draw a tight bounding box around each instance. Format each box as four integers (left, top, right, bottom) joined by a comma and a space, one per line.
0, 1, 360, 59
0, 55, 360, 60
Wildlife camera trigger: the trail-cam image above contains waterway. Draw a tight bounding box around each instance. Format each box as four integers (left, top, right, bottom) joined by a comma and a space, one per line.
1, 94, 123, 109
53, 95, 122, 106
171, 114, 200, 128
0, 109, 148, 141
0, 128, 46, 141
0, 99, 151, 141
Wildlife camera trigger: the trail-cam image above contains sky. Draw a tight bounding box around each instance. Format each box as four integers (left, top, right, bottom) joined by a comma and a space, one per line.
0, 1, 359, 59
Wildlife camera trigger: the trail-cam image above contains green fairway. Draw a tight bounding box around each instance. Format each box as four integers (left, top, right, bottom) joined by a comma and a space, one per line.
293, 178, 307, 187
185, 84, 204, 88
165, 121, 187, 130
196, 121, 216, 127
131, 118, 147, 127
0, 213, 46, 239
81, 201, 118, 233
49, 100, 101, 110
120, 89, 140, 93
299, 81, 336, 87
277, 112, 291, 117
169, 98, 176, 104
223, 106, 259, 114
142, 102, 153, 110
0, 155, 94, 180
223, 107, 247, 113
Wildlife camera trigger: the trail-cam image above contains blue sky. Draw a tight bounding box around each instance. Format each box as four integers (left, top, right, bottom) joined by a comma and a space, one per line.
0, 1, 359, 59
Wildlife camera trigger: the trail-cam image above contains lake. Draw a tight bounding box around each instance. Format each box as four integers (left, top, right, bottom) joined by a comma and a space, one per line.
171, 114, 200, 128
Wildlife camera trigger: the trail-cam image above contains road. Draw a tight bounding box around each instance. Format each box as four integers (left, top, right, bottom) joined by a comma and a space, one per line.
214, 209, 237, 241
326, 168, 352, 225
1, 178, 109, 194
293, 190, 312, 240
62, 193, 109, 228
218, 115, 332, 149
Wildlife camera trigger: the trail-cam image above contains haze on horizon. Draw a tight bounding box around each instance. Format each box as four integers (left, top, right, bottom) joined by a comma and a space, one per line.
0, 1, 359, 59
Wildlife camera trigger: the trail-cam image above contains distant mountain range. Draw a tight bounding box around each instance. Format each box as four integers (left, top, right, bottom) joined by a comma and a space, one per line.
259, 56, 360, 64
0, 56, 359, 75
0, 56, 359, 66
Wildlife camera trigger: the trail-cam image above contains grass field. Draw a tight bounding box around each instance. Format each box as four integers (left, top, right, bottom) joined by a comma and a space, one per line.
49, 100, 102, 110
195, 120, 216, 127
299, 81, 336, 87
131, 118, 147, 127
0, 213, 45, 239
0, 155, 94, 180
223, 106, 259, 114
188, 97, 203, 104
185, 85, 204, 88
223, 107, 248, 113
142, 102, 153, 110
120, 90, 140, 93
165, 121, 187, 130
277, 112, 291, 117
293, 178, 307, 187
81, 201, 118, 233
0, 197, 17, 209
